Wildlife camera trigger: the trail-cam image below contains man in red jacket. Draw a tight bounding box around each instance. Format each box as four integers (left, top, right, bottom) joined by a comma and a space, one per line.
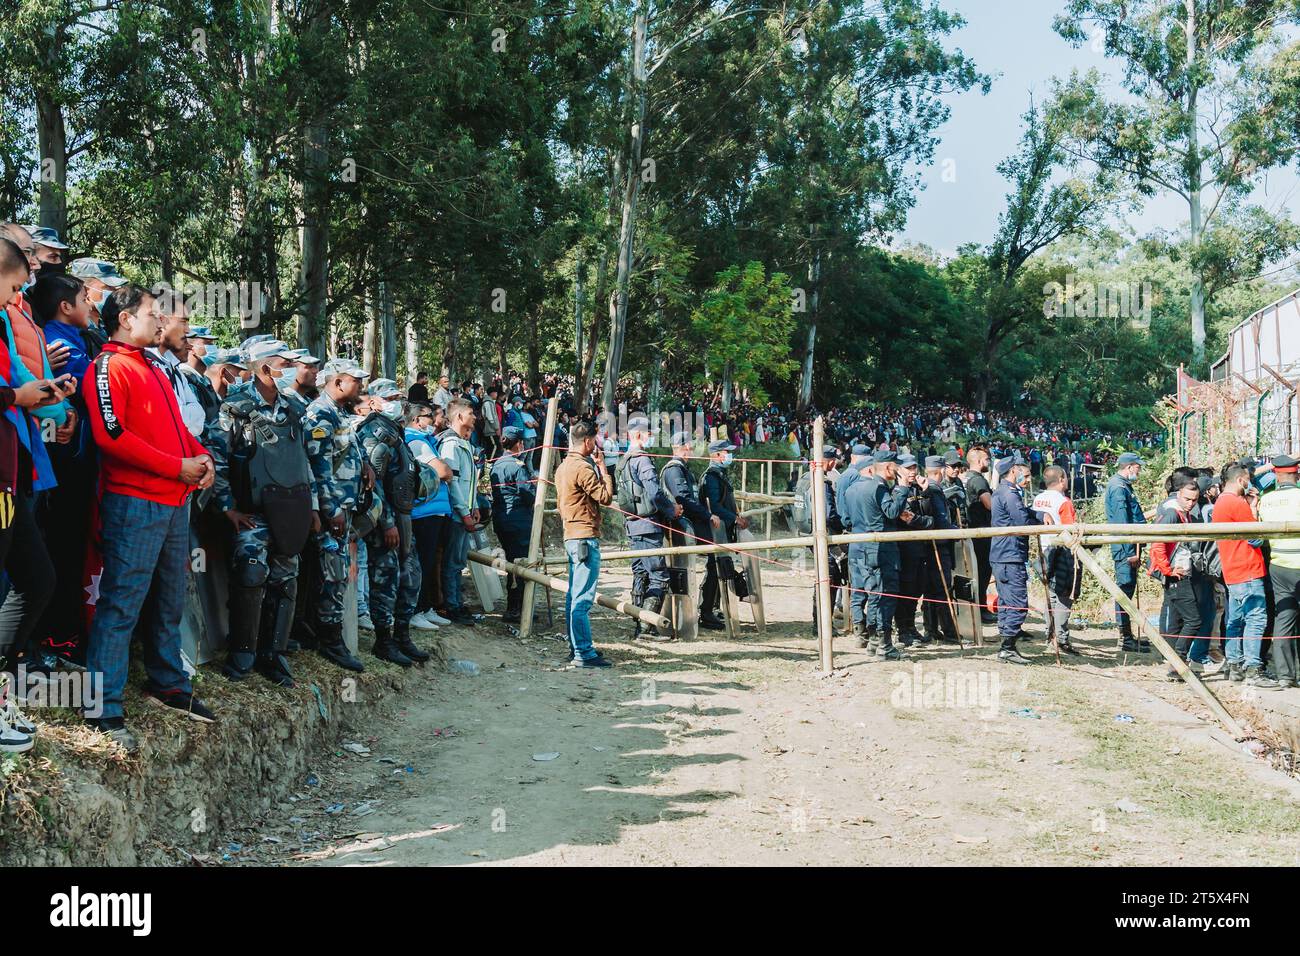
81, 285, 216, 752
1216, 463, 1278, 688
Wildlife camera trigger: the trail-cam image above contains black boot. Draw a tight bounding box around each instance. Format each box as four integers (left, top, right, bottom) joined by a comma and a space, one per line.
372, 625, 414, 667
852, 621, 870, 649
502, 578, 523, 624
255, 584, 296, 688
631, 590, 645, 640
316, 621, 365, 672
393, 619, 430, 664
638, 594, 673, 643
223, 585, 264, 681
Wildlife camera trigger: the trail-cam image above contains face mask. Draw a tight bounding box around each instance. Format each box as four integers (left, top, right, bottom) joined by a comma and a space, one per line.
381, 399, 404, 421
89, 288, 109, 310
20, 279, 32, 293
273, 366, 297, 383
720, 453, 734, 467
37, 261, 66, 279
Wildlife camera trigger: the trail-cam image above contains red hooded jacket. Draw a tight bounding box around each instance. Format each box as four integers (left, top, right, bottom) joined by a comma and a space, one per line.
81, 341, 209, 506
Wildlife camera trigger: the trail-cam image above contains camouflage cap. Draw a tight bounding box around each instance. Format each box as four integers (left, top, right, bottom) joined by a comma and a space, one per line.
68, 257, 127, 287
366, 378, 402, 399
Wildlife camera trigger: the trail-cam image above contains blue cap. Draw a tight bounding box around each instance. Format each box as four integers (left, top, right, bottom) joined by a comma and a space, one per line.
26, 226, 68, 250
186, 326, 218, 341
669, 430, 693, 447
69, 257, 126, 287
924, 456, 944, 470
708, 439, 736, 453
822, 445, 839, 459
502, 426, 524, 442
995, 454, 1026, 475
1117, 452, 1141, 466
628, 415, 651, 432
898, 453, 917, 468
873, 450, 898, 465
851, 443, 870, 457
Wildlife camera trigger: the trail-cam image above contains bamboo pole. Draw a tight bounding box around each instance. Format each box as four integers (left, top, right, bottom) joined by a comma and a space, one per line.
469, 550, 671, 630
811, 417, 834, 673
736, 490, 795, 505
540, 521, 1300, 566
519, 397, 559, 639
1069, 536, 1245, 738
764, 460, 773, 540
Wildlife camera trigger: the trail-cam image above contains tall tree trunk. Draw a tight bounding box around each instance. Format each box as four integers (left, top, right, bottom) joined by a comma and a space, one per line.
35, 87, 67, 237
573, 251, 586, 383
363, 290, 379, 379
600, 0, 648, 415
380, 279, 397, 379
721, 360, 734, 412
300, 124, 329, 353
796, 244, 820, 412
405, 324, 419, 383
1185, 0, 1206, 368
527, 308, 541, 396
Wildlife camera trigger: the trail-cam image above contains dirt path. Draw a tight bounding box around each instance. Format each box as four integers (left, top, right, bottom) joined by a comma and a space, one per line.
232, 569, 1300, 867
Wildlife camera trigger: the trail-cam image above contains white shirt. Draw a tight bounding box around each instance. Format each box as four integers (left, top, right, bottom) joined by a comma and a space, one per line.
150, 348, 206, 438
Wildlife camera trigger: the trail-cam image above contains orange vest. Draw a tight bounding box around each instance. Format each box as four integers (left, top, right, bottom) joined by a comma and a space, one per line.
8, 293, 49, 380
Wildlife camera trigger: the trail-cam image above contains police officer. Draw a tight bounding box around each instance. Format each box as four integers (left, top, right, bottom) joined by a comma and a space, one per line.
895, 453, 929, 645
843, 451, 875, 646
918, 455, 960, 643
836, 443, 870, 521
844, 449, 911, 660
302, 357, 369, 672
617, 415, 679, 640
490, 426, 535, 624
212, 339, 319, 687
700, 439, 744, 625
990, 454, 1041, 664
357, 379, 429, 666
1104, 451, 1148, 652
661, 431, 719, 630
941, 449, 968, 527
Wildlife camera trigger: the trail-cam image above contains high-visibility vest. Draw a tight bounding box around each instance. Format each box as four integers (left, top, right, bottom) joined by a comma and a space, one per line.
1259, 484, 1300, 571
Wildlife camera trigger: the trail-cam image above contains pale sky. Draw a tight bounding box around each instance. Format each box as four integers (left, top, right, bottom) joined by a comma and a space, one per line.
900, 0, 1300, 259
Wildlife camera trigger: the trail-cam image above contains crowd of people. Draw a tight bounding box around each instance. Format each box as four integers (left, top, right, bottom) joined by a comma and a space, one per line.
0, 221, 1264, 764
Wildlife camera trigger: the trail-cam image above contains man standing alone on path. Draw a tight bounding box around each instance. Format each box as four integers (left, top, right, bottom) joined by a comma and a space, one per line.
990, 455, 1040, 665
1257, 455, 1300, 687
554, 420, 614, 668
1105, 451, 1148, 653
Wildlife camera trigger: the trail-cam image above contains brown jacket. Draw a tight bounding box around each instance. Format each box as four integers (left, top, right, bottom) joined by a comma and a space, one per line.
555, 451, 614, 540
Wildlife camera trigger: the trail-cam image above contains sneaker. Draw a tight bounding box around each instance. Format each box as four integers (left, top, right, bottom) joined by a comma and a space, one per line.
874, 645, 903, 662
409, 611, 440, 631
997, 649, 1030, 665
572, 654, 612, 669
1246, 668, 1283, 690
0, 676, 36, 735
1121, 636, 1143, 653
426, 610, 453, 626
0, 714, 33, 754
144, 690, 216, 723
358, 614, 375, 631
1047, 639, 1080, 656
1201, 659, 1227, 677
86, 716, 138, 753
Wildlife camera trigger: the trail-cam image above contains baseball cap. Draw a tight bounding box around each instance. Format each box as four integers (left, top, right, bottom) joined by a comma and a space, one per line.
873, 450, 898, 465
69, 257, 127, 287
669, 430, 693, 447
708, 439, 737, 453
628, 415, 651, 432
942, 449, 963, 466
186, 326, 218, 341
924, 455, 944, 470
898, 453, 917, 468
315, 357, 368, 387
286, 348, 320, 365
26, 226, 68, 250
1117, 452, 1142, 466
851, 443, 870, 457
367, 378, 402, 399
502, 426, 524, 443
245, 339, 298, 364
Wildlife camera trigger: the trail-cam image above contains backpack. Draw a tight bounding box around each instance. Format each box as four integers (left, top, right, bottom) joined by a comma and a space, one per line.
615, 452, 656, 517
791, 471, 815, 534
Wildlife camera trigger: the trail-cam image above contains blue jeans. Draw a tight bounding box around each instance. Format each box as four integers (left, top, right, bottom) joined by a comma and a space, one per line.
86, 493, 193, 719
443, 522, 471, 611
1225, 577, 1267, 669
565, 538, 601, 661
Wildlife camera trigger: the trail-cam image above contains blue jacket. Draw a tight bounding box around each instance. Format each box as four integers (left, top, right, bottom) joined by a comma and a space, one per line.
990, 480, 1039, 564
622, 448, 675, 536
844, 474, 909, 558
489, 451, 535, 533
1104, 473, 1145, 564
835, 465, 863, 528
660, 456, 711, 534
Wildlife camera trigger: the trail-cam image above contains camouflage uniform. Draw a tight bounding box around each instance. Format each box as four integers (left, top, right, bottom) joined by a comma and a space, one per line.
358, 414, 421, 631
211, 374, 317, 684
304, 391, 364, 626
